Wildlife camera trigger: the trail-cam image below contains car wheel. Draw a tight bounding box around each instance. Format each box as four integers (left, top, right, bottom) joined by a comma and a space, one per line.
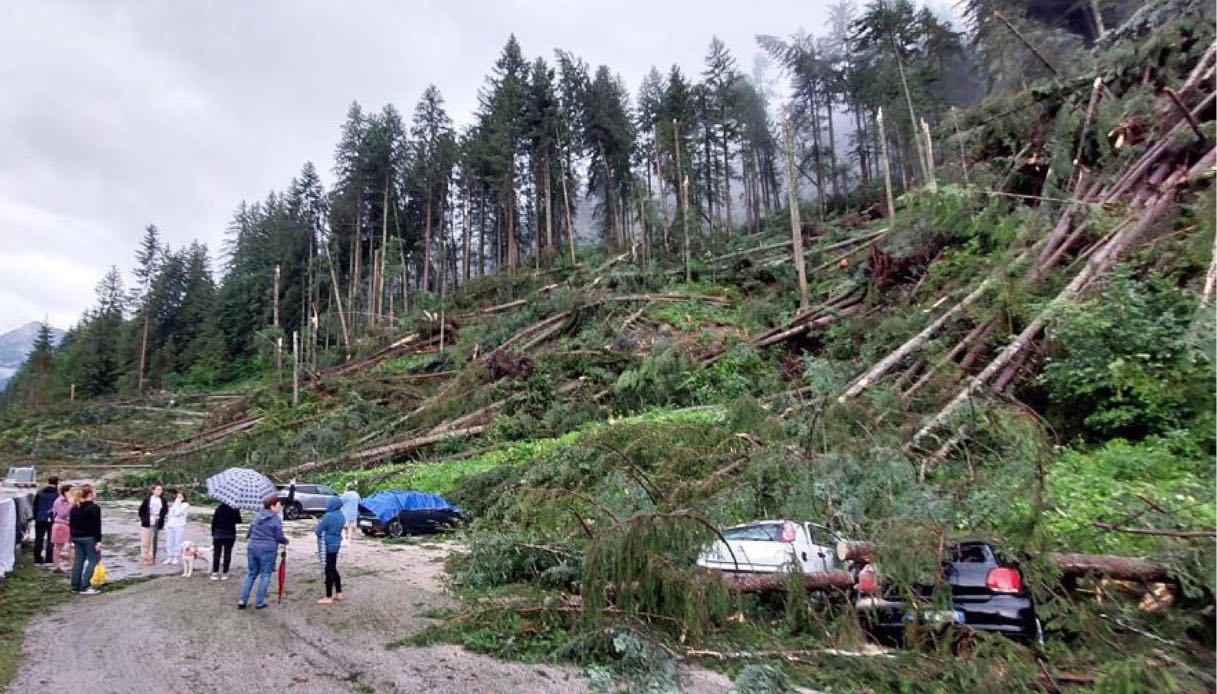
387, 519, 404, 538
284, 502, 303, 521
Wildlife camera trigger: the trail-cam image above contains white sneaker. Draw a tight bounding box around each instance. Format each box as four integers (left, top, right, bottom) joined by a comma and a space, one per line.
221, 575, 230, 581
210, 573, 219, 581
81, 587, 101, 595
162, 558, 172, 565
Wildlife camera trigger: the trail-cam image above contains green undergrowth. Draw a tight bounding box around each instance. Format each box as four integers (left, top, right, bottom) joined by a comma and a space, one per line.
325, 407, 723, 497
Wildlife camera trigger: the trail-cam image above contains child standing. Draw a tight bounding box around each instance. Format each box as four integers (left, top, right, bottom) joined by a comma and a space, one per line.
164, 491, 190, 565
314, 497, 345, 604
50, 483, 74, 571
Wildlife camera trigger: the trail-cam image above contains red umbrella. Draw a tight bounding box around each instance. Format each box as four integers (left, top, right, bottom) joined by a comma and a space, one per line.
277, 549, 287, 604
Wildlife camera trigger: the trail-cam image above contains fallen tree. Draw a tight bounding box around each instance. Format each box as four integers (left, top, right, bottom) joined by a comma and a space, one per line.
717, 569, 856, 595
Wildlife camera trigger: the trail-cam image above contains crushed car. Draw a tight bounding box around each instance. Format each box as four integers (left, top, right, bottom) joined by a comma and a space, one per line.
854, 540, 1042, 644
696, 520, 850, 574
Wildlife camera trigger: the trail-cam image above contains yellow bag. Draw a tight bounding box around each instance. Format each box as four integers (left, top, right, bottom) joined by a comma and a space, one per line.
90, 563, 108, 587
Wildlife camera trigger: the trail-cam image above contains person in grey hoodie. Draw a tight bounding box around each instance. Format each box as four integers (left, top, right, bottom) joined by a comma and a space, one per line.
314, 496, 346, 604
237, 495, 289, 609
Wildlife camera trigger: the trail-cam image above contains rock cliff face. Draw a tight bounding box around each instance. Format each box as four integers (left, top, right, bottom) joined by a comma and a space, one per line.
0, 322, 63, 390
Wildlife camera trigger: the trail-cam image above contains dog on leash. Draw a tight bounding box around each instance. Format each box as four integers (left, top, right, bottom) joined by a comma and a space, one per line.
180, 541, 206, 577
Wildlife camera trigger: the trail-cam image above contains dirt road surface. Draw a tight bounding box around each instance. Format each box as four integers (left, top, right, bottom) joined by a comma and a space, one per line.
11, 500, 731, 693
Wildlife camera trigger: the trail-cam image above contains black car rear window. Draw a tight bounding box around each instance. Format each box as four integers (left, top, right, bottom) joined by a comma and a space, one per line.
950, 544, 990, 563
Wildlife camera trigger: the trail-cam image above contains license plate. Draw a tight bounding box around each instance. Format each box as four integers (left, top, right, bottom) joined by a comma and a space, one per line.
905, 609, 965, 625
358, 520, 372, 527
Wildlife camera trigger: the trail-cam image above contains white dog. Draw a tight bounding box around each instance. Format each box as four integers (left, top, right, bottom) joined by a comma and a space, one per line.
180, 541, 206, 577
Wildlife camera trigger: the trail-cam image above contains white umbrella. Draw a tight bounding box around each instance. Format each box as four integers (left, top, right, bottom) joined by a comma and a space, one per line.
205, 467, 276, 511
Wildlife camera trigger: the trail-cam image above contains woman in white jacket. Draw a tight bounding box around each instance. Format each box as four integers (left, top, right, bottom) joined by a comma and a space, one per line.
164, 491, 190, 565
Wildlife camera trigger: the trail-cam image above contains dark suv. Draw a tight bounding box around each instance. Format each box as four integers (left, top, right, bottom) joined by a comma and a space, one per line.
855, 541, 1042, 643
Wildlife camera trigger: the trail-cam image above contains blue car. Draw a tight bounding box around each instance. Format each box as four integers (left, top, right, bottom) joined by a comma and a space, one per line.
356, 491, 469, 538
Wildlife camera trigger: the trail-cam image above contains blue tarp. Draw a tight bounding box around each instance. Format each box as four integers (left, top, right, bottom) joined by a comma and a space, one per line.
361, 491, 460, 525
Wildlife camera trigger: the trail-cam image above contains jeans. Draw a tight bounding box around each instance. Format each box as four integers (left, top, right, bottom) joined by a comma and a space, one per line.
33, 521, 52, 563
239, 546, 278, 607
212, 538, 235, 574
165, 525, 185, 559
70, 538, 99, 591
324, 551, 342, 597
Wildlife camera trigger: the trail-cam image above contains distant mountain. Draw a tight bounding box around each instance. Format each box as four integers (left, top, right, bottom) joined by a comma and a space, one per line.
0, 322, 65, 391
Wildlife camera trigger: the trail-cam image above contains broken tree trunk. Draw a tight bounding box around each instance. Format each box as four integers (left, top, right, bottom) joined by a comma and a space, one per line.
1049, 553, 1171, 583
839, 276, 997, 402
785, 118, 812, 311
717, 569, 855, 595
281, 425, 491, 477
877, 107, 897, 221
910, 193, 1176, 456
837, 540, 875, 564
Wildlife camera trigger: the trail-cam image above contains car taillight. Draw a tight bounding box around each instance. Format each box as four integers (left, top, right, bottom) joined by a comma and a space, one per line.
987, 567, 1022, 593
780, 522, 797, 543
857, 567, 878, 595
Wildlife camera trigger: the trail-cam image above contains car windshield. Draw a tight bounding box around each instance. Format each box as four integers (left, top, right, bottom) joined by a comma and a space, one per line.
319, 486, 337, 496
722, 523, 785, 542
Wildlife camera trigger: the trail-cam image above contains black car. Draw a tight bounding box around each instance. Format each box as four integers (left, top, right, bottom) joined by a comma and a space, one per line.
855, 541, 1042, 644
356, 505, 468, 538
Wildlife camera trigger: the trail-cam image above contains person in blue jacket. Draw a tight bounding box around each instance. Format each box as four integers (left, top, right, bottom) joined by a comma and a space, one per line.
238, 495, 288, 610
314, 496, 345, 604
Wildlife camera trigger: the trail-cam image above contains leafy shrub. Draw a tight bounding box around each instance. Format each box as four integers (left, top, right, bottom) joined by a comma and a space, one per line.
456, 533, 581, 590
683, 344, 780, 404
1045, 434, 1216, 557
1036, 270, 1212, 441
612, 348, 693, 412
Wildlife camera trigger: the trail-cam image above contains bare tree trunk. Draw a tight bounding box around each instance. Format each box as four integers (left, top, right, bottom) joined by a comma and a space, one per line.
378, 183, 389, 326
462, 185, 471, 284
422, 197, 432, 293
785, 119, 812, 311
292, 331, 299, 406
950, 107, 969, 185
656, 138, 669, 250
721, 138, 733, 235
506, 170, 519, 272
889, 24, 929, 184
543, 152, 554, 264
273, 263, 281, 330
826, 92, 841, 205
921, 118, 937, 192
674, 119, 692, 283
326, 248, 351, 350
559, 154, 576, 265
137, 307, 150, 393
877, 108, 896, 221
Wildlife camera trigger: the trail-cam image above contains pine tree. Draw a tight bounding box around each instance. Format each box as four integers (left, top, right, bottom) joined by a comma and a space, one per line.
409, 86, 456, 292
584, 66, 636, 249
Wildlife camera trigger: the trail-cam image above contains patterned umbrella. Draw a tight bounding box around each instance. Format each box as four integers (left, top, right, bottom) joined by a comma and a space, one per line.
205, 467, 276, 511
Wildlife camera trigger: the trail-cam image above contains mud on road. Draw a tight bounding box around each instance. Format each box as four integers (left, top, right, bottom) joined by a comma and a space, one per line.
11, 501, 730, 693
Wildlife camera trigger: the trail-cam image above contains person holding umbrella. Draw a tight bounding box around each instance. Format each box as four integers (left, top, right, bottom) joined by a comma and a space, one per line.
238, 495, 289, 610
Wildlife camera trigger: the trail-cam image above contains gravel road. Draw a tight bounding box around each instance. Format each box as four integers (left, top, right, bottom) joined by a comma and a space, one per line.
11, 500, 730, 693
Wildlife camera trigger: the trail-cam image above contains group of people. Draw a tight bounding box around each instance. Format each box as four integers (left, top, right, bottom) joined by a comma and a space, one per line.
30, 476, 362, 609
31, 476, 103, 595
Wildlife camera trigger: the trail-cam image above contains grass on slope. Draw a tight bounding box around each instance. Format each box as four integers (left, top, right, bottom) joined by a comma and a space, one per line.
0, 554, 72, 689
324, 406, 724, 497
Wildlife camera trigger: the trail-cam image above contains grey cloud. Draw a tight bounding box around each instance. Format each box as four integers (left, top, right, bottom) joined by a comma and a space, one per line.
0, 0, 830, 332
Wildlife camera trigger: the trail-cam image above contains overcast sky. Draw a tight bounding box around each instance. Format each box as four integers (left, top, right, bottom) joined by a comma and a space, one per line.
0, 0, 853, 332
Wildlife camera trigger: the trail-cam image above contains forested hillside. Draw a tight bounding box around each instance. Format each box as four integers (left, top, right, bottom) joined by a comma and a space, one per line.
3, 0, 1215, 690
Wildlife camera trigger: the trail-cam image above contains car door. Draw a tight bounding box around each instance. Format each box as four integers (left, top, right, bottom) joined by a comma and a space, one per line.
803, 523, 837, 572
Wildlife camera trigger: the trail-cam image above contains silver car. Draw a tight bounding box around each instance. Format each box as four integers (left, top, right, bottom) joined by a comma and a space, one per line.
276, 483, 340, 520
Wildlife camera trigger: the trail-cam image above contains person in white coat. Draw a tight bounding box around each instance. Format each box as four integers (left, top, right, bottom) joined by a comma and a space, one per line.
164, 491, 190, 565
